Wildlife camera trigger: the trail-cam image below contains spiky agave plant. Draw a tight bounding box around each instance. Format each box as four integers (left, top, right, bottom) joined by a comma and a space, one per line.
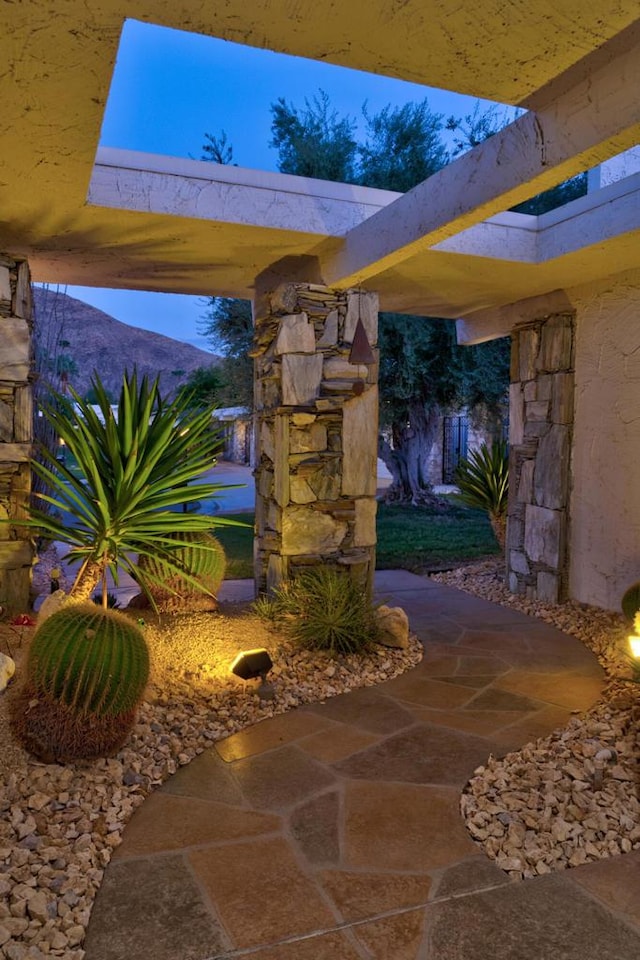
24, 370, 243, 605
454, 439, 509, 548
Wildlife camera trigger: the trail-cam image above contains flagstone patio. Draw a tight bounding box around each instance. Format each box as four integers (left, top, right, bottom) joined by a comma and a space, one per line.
83, 572, 640, 960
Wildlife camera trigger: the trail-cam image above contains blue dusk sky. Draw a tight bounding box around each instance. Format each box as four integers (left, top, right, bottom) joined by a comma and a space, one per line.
64, 19, 507, 352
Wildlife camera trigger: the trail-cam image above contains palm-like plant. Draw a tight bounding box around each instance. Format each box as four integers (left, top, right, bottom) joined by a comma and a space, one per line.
27, 371, 240, 605
454, 439, 509, 548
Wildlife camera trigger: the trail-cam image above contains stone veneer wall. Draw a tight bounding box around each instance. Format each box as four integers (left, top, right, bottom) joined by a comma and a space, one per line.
253, 284, 378, 597
506, 313, 575, 602
0, 255, 33, 612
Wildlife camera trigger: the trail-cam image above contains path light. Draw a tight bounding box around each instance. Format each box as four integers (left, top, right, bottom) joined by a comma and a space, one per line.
230, 648, 275, 700
629, 634, 640, 660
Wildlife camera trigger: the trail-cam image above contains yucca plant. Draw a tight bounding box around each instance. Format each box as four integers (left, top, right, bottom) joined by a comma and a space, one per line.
11, 603, 149, 761
454, 439, 509, 548
23, 370, 242, 605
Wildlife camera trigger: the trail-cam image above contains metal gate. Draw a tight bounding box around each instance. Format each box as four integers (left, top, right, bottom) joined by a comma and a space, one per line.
442, 415, 469, 483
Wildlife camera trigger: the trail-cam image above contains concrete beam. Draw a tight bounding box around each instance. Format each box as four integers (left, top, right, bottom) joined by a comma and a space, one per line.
90, 148, 398, 237
322, 27, 640, 288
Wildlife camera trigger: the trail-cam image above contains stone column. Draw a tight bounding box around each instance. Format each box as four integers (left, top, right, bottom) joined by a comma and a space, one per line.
0, 255, 33, 612
507, 313, 575, 602
253, 283, 378, 597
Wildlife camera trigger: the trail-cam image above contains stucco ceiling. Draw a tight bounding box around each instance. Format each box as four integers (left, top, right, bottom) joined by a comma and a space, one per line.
1, 2, 639, 322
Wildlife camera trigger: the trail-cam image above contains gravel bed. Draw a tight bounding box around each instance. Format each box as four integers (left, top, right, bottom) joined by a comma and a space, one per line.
431, 560, 640, 881
0, 599, 422, 960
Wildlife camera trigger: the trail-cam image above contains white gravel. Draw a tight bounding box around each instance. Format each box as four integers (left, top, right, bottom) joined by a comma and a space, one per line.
0, 603, 422, 960
431, 560, 640, 880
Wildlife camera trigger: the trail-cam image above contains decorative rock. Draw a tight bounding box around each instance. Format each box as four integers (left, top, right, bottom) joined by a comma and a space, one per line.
0, 652, 15, 691
375, 605, 410, 649
274, 313, 315, 355
36, 590, 71, 626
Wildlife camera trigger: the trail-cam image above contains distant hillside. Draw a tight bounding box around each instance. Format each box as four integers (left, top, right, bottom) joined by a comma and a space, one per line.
32, 287, 221, 399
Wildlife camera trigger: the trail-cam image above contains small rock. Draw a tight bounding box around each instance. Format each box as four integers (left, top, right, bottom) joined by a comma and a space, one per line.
374, 605, 409, 649
0, 652, 15, 692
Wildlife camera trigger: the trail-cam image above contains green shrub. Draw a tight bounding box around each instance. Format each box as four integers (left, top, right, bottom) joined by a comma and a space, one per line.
454, 440, 508, 548
621, 582, 640, 624
11, 603, 149, 761
255, 567, 377, 655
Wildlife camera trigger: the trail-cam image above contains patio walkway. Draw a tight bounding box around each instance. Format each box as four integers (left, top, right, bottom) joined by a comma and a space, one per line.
83, 572, 640, 960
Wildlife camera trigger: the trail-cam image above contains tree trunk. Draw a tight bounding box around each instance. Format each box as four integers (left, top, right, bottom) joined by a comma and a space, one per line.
70, 560, 103, 602
378, 403, 443, 505
490, 514, 507, 550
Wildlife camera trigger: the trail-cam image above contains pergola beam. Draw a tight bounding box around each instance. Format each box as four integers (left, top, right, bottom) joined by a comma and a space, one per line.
321, 28, 640, 288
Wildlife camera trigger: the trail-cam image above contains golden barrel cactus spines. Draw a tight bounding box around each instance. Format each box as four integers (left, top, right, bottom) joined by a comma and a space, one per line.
11, 603, 149, 762
137, 531, 227, 613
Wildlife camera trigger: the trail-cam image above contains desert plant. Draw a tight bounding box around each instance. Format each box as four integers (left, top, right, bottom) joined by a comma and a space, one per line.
11, 603, 149, 761
454, 439, 509, 548
20, 370, 241, 606
92, 591, 120, 608
136, 530, 226, 611
255, 567, 378, 655
621, 582, 640, 624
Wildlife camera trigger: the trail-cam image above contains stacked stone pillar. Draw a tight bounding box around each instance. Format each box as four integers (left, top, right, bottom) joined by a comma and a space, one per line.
0, 255, 33, 611
507, 313, 575, 602
253, 283, 378, 597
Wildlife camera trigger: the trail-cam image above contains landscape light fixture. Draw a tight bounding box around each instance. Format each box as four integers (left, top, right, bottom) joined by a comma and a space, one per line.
230, 648, 275, 700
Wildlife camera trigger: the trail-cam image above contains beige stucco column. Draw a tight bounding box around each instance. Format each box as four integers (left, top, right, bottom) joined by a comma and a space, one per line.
252, 282, 379, 597
0, 254, 34, 612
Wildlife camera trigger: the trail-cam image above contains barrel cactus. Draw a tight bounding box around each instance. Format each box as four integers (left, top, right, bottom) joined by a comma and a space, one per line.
11, 603, 149, 762
136, 531, 226, 612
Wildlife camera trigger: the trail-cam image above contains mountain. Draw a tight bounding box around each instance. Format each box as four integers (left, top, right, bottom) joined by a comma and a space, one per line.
32, 287, 221, 399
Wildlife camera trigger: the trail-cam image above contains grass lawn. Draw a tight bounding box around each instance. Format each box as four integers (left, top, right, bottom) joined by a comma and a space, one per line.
213, 501, 500, 580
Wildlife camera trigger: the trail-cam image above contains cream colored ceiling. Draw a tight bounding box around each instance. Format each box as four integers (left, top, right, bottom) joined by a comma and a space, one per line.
1, 2, 639, 320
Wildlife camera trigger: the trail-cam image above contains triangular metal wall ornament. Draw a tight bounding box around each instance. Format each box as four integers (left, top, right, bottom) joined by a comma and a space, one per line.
349, 316, 376, 365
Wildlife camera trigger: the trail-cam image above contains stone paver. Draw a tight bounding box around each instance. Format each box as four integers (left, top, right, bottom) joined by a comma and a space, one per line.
84, 572, 640, 960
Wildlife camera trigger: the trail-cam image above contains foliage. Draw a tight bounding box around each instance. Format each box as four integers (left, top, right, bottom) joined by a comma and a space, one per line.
92, 591, 120, 608
23, 370, 239, 604
359, 100, 448, 191
11, 604, 149, 761
201, 130, 235, 165
270, 90, 359, 182
511, 173, 588, 216
454, 440, 509, 547
137, 530, 226, 611
254, 567, 378, 655
198, 299, 254, 406
378, 315, 509, 501
84, 384, 115, 405
621, 583, 640, 624
177, 364, 226, 409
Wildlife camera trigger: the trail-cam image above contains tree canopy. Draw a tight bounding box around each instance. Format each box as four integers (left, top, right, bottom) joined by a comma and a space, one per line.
199, 88, 586, 500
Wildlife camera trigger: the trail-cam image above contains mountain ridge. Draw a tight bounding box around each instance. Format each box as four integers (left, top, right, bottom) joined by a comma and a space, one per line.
32, 287, 221, 399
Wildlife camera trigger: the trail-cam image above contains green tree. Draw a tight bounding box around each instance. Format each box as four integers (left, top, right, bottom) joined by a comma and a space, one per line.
359, 100, 449, 191
197, 299, 254, 407
177, 364, 226, 409
201, 92, 512, 501
378, 315, 509, 502
270, 90, 359, 182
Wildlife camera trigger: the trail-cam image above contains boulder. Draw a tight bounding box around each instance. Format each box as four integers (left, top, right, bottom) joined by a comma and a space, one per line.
375, 605, 409, 649
0, 652, 15, 692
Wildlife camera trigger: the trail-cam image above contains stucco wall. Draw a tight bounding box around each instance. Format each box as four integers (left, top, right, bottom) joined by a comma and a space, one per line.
570, 273, 640, 610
